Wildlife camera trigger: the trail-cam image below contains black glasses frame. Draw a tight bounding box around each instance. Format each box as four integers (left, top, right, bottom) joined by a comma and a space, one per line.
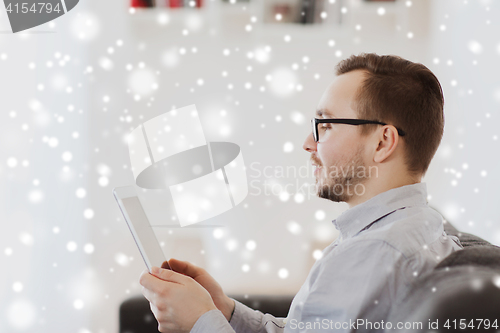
311, 118, 406, 142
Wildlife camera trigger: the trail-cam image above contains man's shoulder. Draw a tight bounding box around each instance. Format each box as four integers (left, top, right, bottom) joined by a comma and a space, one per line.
352, 204, 445, 258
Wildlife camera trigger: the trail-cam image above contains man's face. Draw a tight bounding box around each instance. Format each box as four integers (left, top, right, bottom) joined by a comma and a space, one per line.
303, 70, 372, 203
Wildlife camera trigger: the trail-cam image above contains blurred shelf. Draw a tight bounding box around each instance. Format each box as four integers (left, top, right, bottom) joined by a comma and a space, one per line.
126, 0, 420, 38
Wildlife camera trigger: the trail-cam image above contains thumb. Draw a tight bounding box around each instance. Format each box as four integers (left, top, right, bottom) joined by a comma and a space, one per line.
161, 260, 171, 270
151, 266, 188, 285
168, 258, 205, 279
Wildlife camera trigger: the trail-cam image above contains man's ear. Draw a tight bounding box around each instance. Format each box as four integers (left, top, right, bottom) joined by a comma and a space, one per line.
373, 126, 399, 164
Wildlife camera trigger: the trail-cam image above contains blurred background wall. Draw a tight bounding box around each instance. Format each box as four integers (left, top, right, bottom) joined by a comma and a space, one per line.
0, 0, 499, 331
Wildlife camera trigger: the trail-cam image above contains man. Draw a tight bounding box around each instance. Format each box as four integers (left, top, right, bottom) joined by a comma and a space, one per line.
139, 53, 463, 332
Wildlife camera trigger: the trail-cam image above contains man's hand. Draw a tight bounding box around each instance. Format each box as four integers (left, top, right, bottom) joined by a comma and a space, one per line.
164, 258, 236, 322
140, 266, 217, 333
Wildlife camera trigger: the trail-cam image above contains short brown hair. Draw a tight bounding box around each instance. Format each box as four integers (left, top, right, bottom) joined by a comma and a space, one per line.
335, 53, 444, 177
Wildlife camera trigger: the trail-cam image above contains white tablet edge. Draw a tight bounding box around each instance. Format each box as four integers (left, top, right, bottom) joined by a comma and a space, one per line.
113, 186, 166, 273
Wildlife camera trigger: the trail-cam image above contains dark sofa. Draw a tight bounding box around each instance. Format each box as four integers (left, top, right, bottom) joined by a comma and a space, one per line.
119, 220, 500, 333
383, 221, 500, 333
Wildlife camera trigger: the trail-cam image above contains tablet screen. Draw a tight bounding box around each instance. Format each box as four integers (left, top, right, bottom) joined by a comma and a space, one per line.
119, 196, 166, 271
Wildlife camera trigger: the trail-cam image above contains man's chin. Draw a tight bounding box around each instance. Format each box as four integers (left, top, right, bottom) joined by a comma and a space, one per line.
317, 191, 347, 203
316, 180, 353, 203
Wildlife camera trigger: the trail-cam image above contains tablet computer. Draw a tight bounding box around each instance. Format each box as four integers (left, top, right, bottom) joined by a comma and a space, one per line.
113, 186, 169, 273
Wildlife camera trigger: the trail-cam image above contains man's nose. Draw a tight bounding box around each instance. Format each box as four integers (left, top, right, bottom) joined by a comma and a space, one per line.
303, 132, 317, 153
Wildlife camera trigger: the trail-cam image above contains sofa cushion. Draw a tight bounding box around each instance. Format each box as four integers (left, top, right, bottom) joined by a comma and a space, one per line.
118, 294, 294, 333
385, 266, 500, 332
229, 294, 293, 318
442, 219, 491, 247
436, 245, 500, 270
119, 295, 159, 333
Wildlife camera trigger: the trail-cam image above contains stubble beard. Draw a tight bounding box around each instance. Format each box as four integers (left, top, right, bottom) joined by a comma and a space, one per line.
316, 149, 367, 202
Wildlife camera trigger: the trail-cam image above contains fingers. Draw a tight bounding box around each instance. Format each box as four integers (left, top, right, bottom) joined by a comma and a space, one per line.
140, 266, 190, 307
168, 258, 206, 279
141, 284, 155, 303
139, 269, 152, 289
140, 270, 164, 294
149, 303, 167, 332
152, 266, 188, 285
139, 268, 178, 296
139, 264, 217, 333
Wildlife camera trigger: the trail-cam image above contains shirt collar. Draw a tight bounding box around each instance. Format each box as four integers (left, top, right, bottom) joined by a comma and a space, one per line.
331, 182, 428, 241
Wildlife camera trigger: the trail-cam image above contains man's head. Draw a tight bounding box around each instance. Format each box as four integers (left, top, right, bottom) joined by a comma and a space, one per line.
303, 53, 444, 206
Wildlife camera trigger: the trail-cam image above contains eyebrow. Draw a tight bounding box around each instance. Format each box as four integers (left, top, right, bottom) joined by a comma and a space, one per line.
315, 108, 335, 118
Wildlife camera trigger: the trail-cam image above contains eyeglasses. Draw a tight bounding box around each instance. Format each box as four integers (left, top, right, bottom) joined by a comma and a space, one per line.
311, 118, 406, 142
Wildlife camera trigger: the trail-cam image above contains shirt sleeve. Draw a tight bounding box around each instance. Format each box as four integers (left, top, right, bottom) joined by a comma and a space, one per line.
286, 239, 406, 333
190, 298, 286, 333
229, 299, 286, 333
190, 309, 235, 333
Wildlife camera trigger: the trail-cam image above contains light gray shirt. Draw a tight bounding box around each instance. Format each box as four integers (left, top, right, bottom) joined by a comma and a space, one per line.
190, 182, 463, 333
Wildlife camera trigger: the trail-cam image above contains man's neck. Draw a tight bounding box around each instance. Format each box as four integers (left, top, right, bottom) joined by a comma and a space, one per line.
346, 175, 422, 209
